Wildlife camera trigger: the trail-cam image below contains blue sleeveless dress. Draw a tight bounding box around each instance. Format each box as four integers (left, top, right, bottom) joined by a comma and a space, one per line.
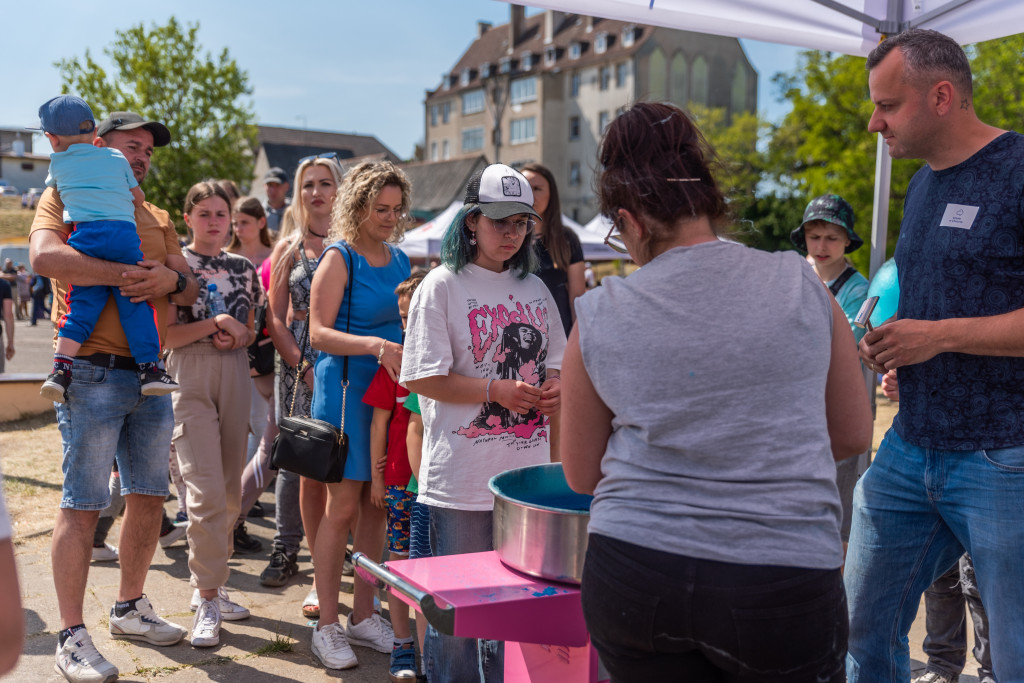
311, 241, 411, 481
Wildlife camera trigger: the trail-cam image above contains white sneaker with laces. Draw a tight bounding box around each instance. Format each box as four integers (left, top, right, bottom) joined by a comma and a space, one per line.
91, 543, 118, 562
345, 611, 394, 653
54, 628, 118, 683
108, 595, 186, 645
190, 587, 250, 621
159, 524, 188, 548
312, 621, 357, 670
190, 598, 222, 648
913, 672, 958, 683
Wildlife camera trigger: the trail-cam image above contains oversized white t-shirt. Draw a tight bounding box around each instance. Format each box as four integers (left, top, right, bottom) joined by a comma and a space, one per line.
400, 263, 566, 510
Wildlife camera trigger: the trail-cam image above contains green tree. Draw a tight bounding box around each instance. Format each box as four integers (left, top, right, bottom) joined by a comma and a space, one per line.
57, 17, 258, 228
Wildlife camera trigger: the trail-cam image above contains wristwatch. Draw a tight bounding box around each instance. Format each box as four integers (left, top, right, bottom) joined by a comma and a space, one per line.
172, 270, 187, 295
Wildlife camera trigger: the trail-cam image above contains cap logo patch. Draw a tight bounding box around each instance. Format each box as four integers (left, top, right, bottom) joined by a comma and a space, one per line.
501, 176, 522, 197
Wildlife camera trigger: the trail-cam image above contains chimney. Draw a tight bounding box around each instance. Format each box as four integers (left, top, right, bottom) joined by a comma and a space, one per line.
544, 10, 564, 45
477, 21, 492, 39
585, 15, 594, 33
509, 4, 526, 49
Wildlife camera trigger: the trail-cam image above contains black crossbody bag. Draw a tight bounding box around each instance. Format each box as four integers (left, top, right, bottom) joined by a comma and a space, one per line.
270, 245, 353, 483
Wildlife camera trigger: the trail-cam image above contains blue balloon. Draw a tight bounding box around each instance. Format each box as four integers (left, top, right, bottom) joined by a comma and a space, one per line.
867, 258, 899, 326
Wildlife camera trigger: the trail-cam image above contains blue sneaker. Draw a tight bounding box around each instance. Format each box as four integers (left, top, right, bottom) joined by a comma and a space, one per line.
388, 642, 417, 682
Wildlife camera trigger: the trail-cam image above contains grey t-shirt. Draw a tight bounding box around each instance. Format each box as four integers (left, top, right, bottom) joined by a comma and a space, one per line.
577, 240, 843, 569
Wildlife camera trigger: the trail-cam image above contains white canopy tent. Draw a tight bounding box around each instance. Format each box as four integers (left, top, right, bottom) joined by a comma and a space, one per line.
514, 0, 1024, 275
400, 200, 624, 261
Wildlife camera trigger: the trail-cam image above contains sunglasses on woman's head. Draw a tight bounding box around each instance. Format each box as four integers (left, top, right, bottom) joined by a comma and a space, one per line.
299, 152, 341, 166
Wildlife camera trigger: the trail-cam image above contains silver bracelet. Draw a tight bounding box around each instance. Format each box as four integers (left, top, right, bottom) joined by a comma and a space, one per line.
486, 378, 495, 403
377, 339, 387, 365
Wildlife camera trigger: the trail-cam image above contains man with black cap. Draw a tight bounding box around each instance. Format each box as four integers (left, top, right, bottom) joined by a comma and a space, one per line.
30, 111, 199, 683
262, 166, 290, 235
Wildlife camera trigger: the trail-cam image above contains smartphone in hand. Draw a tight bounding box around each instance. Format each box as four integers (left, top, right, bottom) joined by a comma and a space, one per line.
854, 296, 879, 332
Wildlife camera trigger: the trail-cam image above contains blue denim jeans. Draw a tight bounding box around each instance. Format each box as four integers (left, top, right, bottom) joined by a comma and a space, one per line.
56, 360, 173, 509
845, 429, 1024, 681
423, 505, 503, 683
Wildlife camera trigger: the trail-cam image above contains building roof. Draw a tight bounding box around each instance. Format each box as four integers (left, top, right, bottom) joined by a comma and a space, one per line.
427, 13, 651, 101
258, 125, 397, 162
400, 156, 488, 218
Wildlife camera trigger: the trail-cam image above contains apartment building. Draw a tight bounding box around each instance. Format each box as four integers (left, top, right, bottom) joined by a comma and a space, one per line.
423, 7, 757, 223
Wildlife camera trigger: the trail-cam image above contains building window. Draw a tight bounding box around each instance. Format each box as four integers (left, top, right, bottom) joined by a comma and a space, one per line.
616, 62, 629, 88
442, 139, 450, 160
521, 51, 534, 70
595, 32, 609, 54
692, 56, 709, 105
649, 47, 667, 101
499, 57, 513, 74
569, 162, 581, 186
442, 101, 451, 124
670, 53, 688, 103
732, 65, 748, 114
600, 66, 611, 91
599, 111, 610, 133
569, 42, 582, 60
430, 142, 438, 161
462, 127, 485, 152
443, 75, 451, 91
461, 68, 472, 86
570, 72, 581, 97
509, 117, 537, 144
545, 46, 557, 67
462, 89, 485, 115
430, 105, 438, 127
615, 106, 626, 118
569, 116, 580, 140
481, 62, 492, 78
510, 76, 537, 104
622, 26, 636, 47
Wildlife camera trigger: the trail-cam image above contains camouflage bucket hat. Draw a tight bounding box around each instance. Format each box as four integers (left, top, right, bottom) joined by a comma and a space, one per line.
790, 194, 862, 254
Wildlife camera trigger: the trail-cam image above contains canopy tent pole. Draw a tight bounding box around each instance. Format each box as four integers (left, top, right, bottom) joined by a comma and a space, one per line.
869, 134, 892, 279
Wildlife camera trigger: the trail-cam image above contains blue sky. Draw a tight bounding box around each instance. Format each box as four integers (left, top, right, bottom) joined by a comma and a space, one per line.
1, 1, 804, 159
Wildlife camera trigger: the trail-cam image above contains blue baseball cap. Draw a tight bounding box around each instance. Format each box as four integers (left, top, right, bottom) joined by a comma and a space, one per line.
32, 95, 96, 136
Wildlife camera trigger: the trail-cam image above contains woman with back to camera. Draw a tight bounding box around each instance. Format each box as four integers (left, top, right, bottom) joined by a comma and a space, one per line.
306, 161, 412, 672
261, 156, 342, 604
400, 163, 566, 682
560, 102, 872, 682
521, 163, 585, 333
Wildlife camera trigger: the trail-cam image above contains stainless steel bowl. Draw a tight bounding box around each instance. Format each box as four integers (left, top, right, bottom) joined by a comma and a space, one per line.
489, 463, 593, 585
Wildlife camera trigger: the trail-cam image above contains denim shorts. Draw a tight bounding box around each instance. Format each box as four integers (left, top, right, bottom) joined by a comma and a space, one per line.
56, 360, 173, 509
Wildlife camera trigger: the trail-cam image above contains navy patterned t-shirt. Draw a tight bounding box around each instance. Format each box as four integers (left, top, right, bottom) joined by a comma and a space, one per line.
894, 131, 1024, 449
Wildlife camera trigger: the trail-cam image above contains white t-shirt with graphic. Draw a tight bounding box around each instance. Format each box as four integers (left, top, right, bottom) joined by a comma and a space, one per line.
400, 263, 566, 511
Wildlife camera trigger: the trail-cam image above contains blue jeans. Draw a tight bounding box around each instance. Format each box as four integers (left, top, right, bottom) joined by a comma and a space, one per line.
845, 429, 1024, 681
423, 505, 503, 683
56, 360, 173, 509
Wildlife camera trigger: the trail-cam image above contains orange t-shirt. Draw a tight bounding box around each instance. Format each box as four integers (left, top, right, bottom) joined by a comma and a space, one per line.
30, 187, 183, 357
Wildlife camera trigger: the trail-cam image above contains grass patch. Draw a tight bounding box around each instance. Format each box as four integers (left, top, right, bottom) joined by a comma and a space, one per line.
252, 631, 295, 656
0, 196, 33, 242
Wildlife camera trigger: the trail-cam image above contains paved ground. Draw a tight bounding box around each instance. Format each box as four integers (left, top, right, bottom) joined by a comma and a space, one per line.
2, 319, 987, 681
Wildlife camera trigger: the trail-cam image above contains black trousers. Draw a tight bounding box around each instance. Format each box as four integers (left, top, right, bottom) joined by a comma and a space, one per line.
581, 533, 847, 682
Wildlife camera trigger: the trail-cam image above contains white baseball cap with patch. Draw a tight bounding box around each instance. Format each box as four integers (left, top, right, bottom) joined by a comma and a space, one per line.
464, 163, 540, 220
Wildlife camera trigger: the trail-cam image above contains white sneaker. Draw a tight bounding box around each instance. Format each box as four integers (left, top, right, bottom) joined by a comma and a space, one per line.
159, 524, 188, 548
190, 587, 250, 621
312, 621, 357, 670
190, 598, 221, 648
91, 543, 118, 562
345, 611, 394, 654
108, 595, 186, 646
54, 628, 118, 683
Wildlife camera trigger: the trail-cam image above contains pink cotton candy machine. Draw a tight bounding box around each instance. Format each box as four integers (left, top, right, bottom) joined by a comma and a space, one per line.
489, 463, 594, 585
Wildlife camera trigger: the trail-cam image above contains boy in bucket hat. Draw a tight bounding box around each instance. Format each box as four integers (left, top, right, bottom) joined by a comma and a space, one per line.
32, 95, 179, 402
791, 193, 869, 342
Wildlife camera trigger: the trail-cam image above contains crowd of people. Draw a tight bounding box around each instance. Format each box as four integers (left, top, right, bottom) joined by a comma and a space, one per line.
5, 26, 1018, 683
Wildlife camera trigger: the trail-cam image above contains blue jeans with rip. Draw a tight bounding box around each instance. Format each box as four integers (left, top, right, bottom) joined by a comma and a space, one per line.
423, 505, 503, 683
845, 429, 1024, 681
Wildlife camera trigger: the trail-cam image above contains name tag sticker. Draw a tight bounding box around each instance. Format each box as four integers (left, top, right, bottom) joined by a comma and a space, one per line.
940, 203, 980, 229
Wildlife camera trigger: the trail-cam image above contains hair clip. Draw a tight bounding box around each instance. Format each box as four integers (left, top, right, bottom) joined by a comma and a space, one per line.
667, 178, 699, 182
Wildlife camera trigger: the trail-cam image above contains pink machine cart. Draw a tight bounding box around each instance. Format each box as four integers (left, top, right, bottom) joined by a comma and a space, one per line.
352, 550, 609, 683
